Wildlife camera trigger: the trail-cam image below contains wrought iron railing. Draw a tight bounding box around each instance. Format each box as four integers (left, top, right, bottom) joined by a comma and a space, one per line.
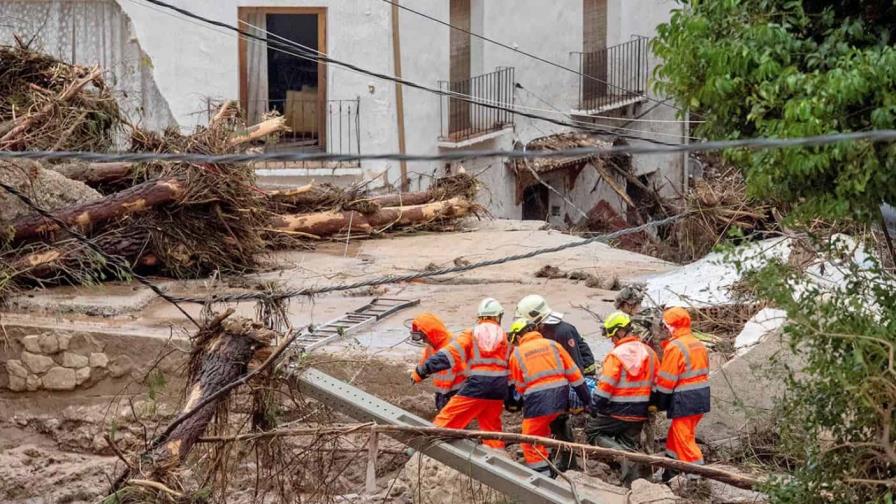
325, 98, 361, 158
439, 67, 515, 143
219, 97, 361, 159
575, 37, 649, 112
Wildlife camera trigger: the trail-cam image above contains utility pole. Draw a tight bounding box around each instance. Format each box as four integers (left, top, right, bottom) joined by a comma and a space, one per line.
391, 1, 409, 191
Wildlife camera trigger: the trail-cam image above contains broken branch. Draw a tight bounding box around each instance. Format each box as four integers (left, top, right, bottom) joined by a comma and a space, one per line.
199, 423, 763, 490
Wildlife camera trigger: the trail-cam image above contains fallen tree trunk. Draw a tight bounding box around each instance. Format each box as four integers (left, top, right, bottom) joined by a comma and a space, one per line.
49, 162, 134, 187
353, 191, 433, 208
9, 177, 185, 243
8, 228, 151, 280
147, 312, 273, 477
268, 197, 474, 237
200, 423, 763, 490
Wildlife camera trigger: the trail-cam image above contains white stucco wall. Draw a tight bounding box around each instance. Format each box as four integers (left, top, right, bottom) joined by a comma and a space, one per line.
6, 0, 682, 215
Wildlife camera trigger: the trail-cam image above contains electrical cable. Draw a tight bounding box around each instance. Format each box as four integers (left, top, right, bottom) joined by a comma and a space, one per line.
0, 180, 200, 328
136, 0, 677, 146
379, 0, 685, 114
168, 213, 684, 304
4, 129, 896, 165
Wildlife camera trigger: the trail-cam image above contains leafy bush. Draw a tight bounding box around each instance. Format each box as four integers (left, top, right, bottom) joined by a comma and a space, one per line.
653, 0, 896, 221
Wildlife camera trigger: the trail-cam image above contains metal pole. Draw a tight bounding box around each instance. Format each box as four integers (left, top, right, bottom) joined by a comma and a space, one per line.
365, 431, 379, 494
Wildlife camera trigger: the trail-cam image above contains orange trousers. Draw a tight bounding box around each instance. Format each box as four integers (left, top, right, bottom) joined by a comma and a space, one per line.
666, 414, 704, 464
433, 395, 505, 449
521, 413, 561, 471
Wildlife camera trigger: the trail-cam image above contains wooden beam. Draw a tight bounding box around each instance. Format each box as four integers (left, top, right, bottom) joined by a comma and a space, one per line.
391, 1, 409, 191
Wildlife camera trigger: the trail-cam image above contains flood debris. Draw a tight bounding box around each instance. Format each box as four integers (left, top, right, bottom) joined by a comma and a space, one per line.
535, 264, 618, 289
0, 43, 122, 152
0, 46, 480, 299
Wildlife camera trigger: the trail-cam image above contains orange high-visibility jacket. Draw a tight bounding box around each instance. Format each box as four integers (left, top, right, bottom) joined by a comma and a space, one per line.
509, 331, 591, 418
418, 320, 509, 400
593, 335, 659, 421
652, 308, 711, 419
411, 314, 466, 407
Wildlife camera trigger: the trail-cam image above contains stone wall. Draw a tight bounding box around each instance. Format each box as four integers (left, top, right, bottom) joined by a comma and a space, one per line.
1, 324, 186, 394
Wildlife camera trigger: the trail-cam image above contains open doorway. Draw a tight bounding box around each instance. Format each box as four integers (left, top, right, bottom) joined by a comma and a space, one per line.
239, 7, 326, 148
522, 184, 550, 221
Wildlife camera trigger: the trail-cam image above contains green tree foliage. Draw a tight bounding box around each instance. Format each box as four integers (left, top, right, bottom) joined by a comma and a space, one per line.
653, 0, 896, 221
655, 2, 896, 501
745, 241, 896, 502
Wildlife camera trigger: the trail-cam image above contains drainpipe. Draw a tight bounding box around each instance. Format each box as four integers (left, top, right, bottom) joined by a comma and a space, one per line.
390, 1, 409, 191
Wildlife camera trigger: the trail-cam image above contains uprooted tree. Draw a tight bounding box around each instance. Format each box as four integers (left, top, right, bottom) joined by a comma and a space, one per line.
655, 1, 896, 502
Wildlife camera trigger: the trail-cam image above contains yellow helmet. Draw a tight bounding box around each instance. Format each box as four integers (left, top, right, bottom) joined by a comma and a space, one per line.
508, 318, 533, 345
602, 311, 632, 338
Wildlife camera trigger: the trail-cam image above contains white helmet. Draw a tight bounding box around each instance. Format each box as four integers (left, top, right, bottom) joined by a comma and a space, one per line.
477, 297, 504, 318
515, 294, 551, 324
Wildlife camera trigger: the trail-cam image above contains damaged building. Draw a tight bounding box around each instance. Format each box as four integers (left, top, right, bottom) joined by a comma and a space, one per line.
0, 0, 686, 223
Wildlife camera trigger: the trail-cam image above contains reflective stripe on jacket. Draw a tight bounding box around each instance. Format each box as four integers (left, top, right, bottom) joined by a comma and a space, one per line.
593, 336, 659, 421
417, 344, 465, 403
413, 313, 467, 401
652, 331, 711, 419
419, 321, 509, 400
509, 331, 591, 418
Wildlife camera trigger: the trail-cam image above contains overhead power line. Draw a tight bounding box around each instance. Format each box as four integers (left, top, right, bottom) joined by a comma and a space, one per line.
379, 0, 684, 114
4, 129, 896, 165
169, 214, 685, 304
136, 0, 676, 146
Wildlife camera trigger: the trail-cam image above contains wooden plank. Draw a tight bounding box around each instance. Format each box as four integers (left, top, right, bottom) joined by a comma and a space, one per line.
391, 1, 408, 191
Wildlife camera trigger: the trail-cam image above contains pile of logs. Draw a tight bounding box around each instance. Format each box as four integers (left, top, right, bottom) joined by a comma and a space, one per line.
0, 47, 479, 295
1, 153, 478, 291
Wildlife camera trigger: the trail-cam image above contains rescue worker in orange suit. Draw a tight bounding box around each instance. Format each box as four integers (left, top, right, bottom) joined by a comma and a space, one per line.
412, 298, 509, 449
652, 307, 711, 481
515, 295, 595, 471
409, 313, 466, 411
585, 311, 660, 486
507, 318, 592, 476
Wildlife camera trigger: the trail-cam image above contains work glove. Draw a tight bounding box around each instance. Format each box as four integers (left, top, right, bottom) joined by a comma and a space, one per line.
411, 370, 424, 384
648, 405, 658, 414
505, 388, 523, 413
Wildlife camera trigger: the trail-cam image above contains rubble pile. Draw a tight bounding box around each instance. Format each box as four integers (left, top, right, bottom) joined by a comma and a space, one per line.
0, 46, 480, 298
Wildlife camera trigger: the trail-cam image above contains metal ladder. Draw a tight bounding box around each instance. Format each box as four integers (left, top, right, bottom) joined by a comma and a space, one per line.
294, 297, 420, 352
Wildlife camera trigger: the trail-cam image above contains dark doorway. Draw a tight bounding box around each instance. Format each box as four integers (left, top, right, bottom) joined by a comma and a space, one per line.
522, 184, 550, 221
266, 13, 319, 144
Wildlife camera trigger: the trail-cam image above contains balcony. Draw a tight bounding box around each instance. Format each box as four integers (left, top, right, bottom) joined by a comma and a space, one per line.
438, 67, 515, 147
228, 97, 362, 171
574, 37, 649, 115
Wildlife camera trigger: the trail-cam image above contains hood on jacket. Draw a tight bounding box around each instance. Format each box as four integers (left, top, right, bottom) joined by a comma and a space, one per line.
663, 307, 692, 339
412, 313, 452, 349
473, 320, 506, 353
611, 340, 650, 376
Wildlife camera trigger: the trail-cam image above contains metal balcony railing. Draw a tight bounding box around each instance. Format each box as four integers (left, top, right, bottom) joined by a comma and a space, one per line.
439, 67, 515, 143
221, 97, 361, 160
575, 37, 649, 113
